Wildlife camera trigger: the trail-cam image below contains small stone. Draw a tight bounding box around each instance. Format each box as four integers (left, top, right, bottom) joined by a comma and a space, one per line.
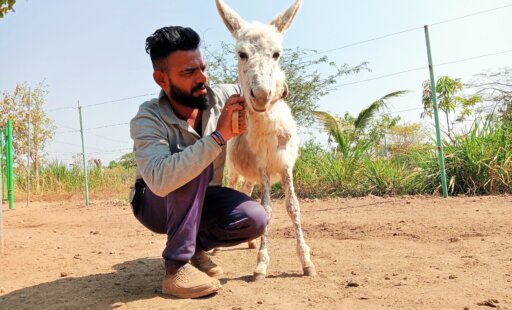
384, 277, 390, 280
257, 301, 263, 304
109, 249, 116, 255
60, 272, 68, 277
477, 299, 499, 307
73, 254, 81, 259
448, 275, 457, 279
346, 282, 359, 288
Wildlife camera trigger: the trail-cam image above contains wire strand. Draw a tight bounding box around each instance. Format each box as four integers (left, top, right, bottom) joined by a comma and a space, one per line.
298, 3, 512, 60
81, 93, 158, 108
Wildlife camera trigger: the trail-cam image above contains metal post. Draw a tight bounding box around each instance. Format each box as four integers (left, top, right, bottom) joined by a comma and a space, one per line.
424, 25, 448, 198
0, 131, 5, 201
26, 87, 31, 207
0, 136, 3, 254
383, 130, 389, 158
78, 101, 90, 207
7, 120, 15, 209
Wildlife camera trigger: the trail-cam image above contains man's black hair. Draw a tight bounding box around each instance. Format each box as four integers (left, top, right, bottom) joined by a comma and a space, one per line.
145, 26, 201, 69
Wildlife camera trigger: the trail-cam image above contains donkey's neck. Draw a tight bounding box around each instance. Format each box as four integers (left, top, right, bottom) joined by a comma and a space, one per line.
245, 100, 294, 139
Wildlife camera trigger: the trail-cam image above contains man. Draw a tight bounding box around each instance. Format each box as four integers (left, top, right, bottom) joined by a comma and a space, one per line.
129, 26, 267, 299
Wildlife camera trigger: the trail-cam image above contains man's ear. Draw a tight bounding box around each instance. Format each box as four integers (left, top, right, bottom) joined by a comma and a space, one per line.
153, 70, 169, 90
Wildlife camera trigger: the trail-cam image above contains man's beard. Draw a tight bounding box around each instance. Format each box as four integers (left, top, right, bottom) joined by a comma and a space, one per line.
169, 82, 209, 110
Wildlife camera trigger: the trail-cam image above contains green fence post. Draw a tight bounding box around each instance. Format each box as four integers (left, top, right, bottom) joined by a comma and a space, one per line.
424, 25, 448, 198
7, 120, 15, 209
0, 130, 5, 202
78, 101, 90, 207
0, 131, 3, 254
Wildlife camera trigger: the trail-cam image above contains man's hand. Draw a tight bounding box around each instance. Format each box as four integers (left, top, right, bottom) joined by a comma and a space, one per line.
215, 94, 246, 142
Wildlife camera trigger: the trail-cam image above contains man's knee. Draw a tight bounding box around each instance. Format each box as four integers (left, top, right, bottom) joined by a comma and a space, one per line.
242, 201, 268, 238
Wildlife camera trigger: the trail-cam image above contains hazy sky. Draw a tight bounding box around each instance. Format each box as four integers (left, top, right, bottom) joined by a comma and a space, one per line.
1, 0, 511, 164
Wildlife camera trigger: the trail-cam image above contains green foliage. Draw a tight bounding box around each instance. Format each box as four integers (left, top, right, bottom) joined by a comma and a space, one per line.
314, 91, 407, 158
108, 152, 136, 169
12, 119, 512, 198
0, 0, 15, 18
422, 75, 481, 141
387, 123, 429, 157
363, 158, 422, 195
204, 43, 369, 126
1, 81, 56, 193
411, 116, 511, 195
15, 161, 135, 195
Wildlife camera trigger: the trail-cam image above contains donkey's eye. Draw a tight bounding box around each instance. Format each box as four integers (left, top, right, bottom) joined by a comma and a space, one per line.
238, 52, 248, 60
272, 52, 280, 60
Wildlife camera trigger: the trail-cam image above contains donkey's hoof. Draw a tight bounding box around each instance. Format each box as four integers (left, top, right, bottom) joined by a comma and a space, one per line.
253, 272, 267, 281
303, 266, 317, 277
247, 240, 258, 249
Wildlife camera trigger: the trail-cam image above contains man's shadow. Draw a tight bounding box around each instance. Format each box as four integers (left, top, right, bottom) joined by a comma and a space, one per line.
0, 257, 305, 309
0, 257, 168, 309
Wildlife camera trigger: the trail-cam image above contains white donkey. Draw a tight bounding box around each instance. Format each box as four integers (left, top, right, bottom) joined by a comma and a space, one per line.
215, 0, 316, 280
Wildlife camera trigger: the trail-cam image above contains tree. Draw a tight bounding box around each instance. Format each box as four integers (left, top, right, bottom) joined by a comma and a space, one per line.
467, 68, 512, 122
108, 152, 136, 169
387, 123, 429, 157
0, 0, 15, 18
421, 76, 481, 142
0, 81, 56, 193
313, 91, 408, 158
204, 42, 369, 127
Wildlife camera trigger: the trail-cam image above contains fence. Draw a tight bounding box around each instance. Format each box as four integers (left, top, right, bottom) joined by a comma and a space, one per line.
7, 3, 512, 206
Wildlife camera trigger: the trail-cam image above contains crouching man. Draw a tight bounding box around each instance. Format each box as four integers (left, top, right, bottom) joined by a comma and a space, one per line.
129, 26, 267, 299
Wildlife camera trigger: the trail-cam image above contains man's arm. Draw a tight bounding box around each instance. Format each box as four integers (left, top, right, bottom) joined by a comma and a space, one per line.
130, 110, 222, 197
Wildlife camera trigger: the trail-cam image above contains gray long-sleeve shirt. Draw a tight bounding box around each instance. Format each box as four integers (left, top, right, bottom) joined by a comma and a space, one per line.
129, 84, 241, 198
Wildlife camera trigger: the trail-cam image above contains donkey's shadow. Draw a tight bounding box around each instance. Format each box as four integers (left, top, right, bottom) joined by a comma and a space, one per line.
0, 257, 187, 309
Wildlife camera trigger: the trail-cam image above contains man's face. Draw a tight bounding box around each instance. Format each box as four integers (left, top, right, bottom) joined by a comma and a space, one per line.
162, 49, 209, 110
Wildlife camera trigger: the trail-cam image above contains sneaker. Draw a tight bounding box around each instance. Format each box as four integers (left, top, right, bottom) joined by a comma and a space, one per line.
162, 263, 221, 298
191, 249, 224, 277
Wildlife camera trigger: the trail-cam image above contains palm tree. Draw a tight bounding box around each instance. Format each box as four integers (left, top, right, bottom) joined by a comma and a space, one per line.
314, 91, 409, 158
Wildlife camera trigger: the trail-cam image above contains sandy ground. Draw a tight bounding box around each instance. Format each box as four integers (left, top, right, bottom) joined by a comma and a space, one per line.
0, 195, 511, 309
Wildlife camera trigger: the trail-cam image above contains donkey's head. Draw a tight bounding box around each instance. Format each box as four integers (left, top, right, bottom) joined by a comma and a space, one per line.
215, 0, 302, 113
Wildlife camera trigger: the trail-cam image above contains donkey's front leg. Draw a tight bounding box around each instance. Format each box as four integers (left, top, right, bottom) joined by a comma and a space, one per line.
254, 169, 273, 280
281, 167, 316, 276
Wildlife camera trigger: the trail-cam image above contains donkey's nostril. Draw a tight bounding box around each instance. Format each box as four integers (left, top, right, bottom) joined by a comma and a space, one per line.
250, 89, 255, 98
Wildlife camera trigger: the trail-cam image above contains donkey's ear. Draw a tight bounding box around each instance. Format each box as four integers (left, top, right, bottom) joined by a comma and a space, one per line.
269, 0, 302, 33
215, 0, 246, 38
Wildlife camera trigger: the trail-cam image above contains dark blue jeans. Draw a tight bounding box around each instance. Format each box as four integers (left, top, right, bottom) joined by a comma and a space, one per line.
131, 164, 267, 270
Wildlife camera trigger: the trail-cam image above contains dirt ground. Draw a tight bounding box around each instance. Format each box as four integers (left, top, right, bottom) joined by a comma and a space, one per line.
0, 195, 511, 309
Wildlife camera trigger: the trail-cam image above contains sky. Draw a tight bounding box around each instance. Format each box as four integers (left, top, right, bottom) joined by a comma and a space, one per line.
1, 0, 512, 165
